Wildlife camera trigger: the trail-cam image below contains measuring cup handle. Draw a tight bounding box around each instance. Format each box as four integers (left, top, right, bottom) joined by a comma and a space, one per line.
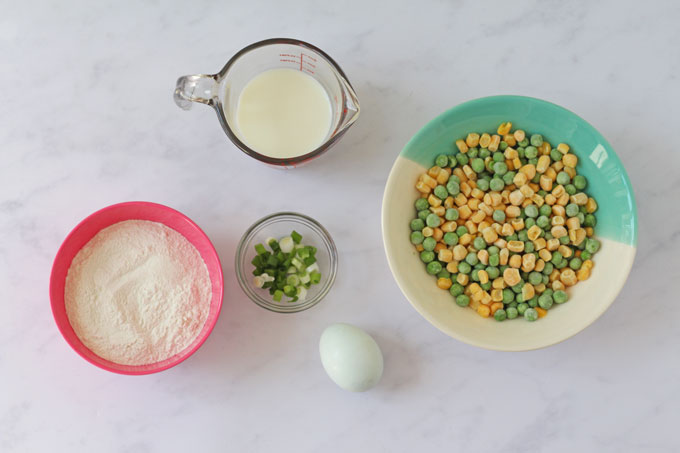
174, 74, 217, 110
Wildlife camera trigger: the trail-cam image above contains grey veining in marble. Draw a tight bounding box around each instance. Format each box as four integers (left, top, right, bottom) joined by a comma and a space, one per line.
1, 0, 679, 452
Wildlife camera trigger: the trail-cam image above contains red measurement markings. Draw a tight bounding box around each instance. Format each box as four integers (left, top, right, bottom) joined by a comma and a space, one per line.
278, 53, 317, 74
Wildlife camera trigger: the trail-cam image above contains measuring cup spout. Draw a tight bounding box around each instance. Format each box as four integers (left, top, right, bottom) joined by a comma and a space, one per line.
174, 74, 218, 110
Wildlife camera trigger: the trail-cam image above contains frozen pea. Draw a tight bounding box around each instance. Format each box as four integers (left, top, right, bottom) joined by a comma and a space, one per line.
506, 306, 519, 319
581, 250, 592, 260
488, 246, 500, 255
566, 203, 580, 218
517, 303, 529, 315
449, 174, 461, 184
479, 148, 490, 159
559, 235, 571, 245
573, 175, 587, 190
494, 309, 507, 321
525, 218, 536, 229
445, 208, 459, 221
525, 205, 539, 218
435, 154, 449, 167
471, 158, 485, 173
556, 171, 571, 185
448, 156, 459, 168
423, 237, 437, 251
518, 138, 529, 147
502, 171, 516, 185
524, 308, 538, 321
507, 233, 518, 241
410, 231, 424, 245
537, 215, 550, 229
473, 237, 487, 250
476, 178, 490, 191
585, 238, 601, 254
456, 294, 470, 307
493, 161, 508, 176
529, 158, 539, 167
456, 153, 469, 166
481, 282, 492, 291
538, 294, 553, 309
471, 269, 480, 282
577, 212, 585, 224
569, 257, 582, 270
486, 266, 500, 279
556, 259, 567, 269
443, 232, 459, 245
468, 148, 478, 158
458, 262, 472, 274
518, 230, 529, 242
488, 254, 500, 267
542, 262, 554, 275
543, 288, 554, 297
537, 189, 547, 197
539, 204, 552, 216
446, 180, 460, 195
524, 242, 535, 253
456, 226, 468, 236
565, 184, 576, 195
502, 289, 515, 303
530, 134, 544, 147
410, 218, 425, 231
550, 149, 563, 162
426, 261, 442, 275
434, 185, 448, 199
551, 251, 563, 264
553, 290, 568, 304
493, 210, 506, 223
512, 283, 523, 294
450, 283, 464, 297
542, 274, 550, 284
525, 146, 538, 159
584, 214, 597, 227
418, 209, 430, 221
545, 232, 554, 240
517, 147, 526, 158
415, 198, 429, 211
437, 269, 451, 279
527, 296, 538, 307
493, 152, 505, 162
465, 252, 479, 265
420, 250, 435, 263
490, 178, 505, 192
528, 271, 543, 285
426, 213, 441, 228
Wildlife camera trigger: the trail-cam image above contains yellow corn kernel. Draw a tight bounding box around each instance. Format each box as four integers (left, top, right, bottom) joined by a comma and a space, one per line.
534, 237, 547, 251
551, 226, 568, 239
585, 227, 594, 237
536, 155, 551, 173
458, 205, 472, 220
519, 184, 535, 199
520, 164, 537, 180
453, 167, 467, 182
552, 280, 565, 291
504, 147, 519, 160
557, 143, 570, 154
564, 166, 576, 179
441, 221, 457, 233
507, 240, 525, 253
552, 161, 564, 172
521, 198, 533, 209
513, 172, 528, 187
443, 196, 454, 209
456, 273, 469, 286
446, 261, 458, 273
433, 227, 443, 242
459, 233, 473, 246
582, 259, 594, 270
558, 245, 572, 258
565, 216, 580, 231
481, 227, 498, 244
497, 122, 512, 135
422, 226, 434, 237
544, 167, 557, 181
577, 268, 591, 281
491, 289, 504, 302
569, 228, 586, 246
511, 218, 525, 232
512, 157, 522, 169
464, 221, 478, 235
547, 238, 560, 251
494, 238, 507, 249
477, 305, 491, 318
562, 153, 578, 168
509, 254, 522, 268
552, 184, 565, 197
436, 170, 450, 185
505, 205, 521, 218
452, 245, 467, 261
415, 244, 424, 252
534, 283, 546, 294
522, 282, 535, 300
478, 202, 494, 216
499, 248, 509, 265
527, 225, 542, 241
538, 248, 552, 261
539, 142, 551, 155
471, 210, 486, 224
586, 197, 598, 214
513, 129, 525, 142
467, 197, 480, 211
539, 175, 553, 191
471, 290, 485, 302
466, 132, 480, 148
438, 248, 453, 263
455, 139, 469, 153
479, 221, 492, 232
551, 215, 565, 227
557, 193, 569, 206
488, 135, 501, 152
427, 166, 441, 179
454, 193, 468, 207
503, 134, 517, 147
489, 192, 503, 206
536, 307, 547, 318
471, 187, 484, 200
437, 277, 453, 290
478, 249, 489, 265
415, 180, 432, 194
534, 259, 545, 272
468, 298, 480, 310
434, 242, 446, 253
532, 194, 545, 207
479, 133, 491, 148
478, 270, 489, 285
468, 282, 482, 294
430, 205, 445, 217
503, 267, 521, 286
490, 301, 504, 314
560, 268, 577, 286
427, 194, 442, 208
492, 277, 505, 289
549, 269, 560, 282
522, 253, 536, 272
501, 222, 514, 237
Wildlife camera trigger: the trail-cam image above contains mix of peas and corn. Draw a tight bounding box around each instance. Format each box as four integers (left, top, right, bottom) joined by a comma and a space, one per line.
410, 122, 600, 322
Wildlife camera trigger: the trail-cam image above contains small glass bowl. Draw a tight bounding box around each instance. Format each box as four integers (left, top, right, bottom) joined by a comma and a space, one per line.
235, 212, 338, 313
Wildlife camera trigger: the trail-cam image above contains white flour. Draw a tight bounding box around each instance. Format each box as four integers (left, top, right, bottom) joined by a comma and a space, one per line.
64, 220, 212, 366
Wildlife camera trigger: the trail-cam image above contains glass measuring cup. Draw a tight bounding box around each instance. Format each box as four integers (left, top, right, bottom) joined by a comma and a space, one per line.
174, 38, 360, 168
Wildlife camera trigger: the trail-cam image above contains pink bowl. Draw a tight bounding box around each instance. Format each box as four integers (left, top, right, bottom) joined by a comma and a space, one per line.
49, 201, 224, 375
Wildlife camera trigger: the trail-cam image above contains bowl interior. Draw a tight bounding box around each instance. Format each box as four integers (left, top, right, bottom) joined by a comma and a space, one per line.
236, 213, 337, 313
382, 95, 637, 351
50, 201, 224, 374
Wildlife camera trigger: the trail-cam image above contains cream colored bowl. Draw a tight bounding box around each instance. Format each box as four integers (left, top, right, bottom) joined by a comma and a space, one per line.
382, 96, 637, 351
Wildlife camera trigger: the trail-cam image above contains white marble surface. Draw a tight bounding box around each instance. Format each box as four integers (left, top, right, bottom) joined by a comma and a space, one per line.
2, 1, 679, 451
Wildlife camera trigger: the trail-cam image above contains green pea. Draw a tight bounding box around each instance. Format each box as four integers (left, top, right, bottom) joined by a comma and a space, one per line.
556, 171, 570, 185
507, 233, 518, 241
500, 141, 508, 151
470, 158, 484, 173
435, 154, 449, 167
565, 203, 579, 218
529, 158, 539, 167
528, 296, 538, 307
500, 264, 508, 273
490, 178, 505, 192
585, 238, 601, 254
543, 262, 554, 275
487, 246, 499, 255
420, 250, 434, 263
468, 148, 478, 158
491, 152, 504, 163
502, 289, 515, 303
426, 213, 441, 228
559, 235, 570, 245
446, 180, 460, 196
551, 251, 563, 264
456, 294, 470, 307
456, 226, 468, 236
545, 232, 553, 240
410, 231, 424, 245
584, 214, 597, 227
573, 175, 587, 190
506, 306, 518, 319
539, 204, 552, 216
479, 148, 490, 159
523, 146, 538, 159
449, 156, 459, 168
486, 266, 500, 279
543, 288, 554, 297
550, 149, 563, 162
512, 283, 523, 294
476, 178, 490, 191
581, 250, 592, 260
456, 153, 469, 166
565, 184, 576, 195
516, 303, 528, 316
525, 218, 536, 229
443, 232, 459, 245
469, 237, 484, 251
517, 147, 525, 158
415, 198, 429, 211
542, 274, 550, 284
536, 215, 550, 229
471, 269, 480, 282
449, 174, 461, 184
493, 161, 508, 176
465, 252, 479, 266
524, 205, 538, 218
538, 294, 553, 309
518, 138, 529, 147
418, 209, 430, 221
517, 230, 529, 242
437, 269, 451, 279
569, 257, 582, 270
502, 171, 516, 185
426, 261, 442, 275
488, 254, 500, 267
450, 283, 464, 297
491, 210, 505, 223
577, 212, 585, 224
494, 309, 507, 321
553, 290, 568, 304
527, 271, 542, 285
423, 237, 437, 251
445, 208, 459, 221
410, 218, 425, 231
481, 282, 492, 291
458, 262, 472, 274
537, 189, 547, 197
530, 134, 544, 147
434, 185, 448, 199
524, 308, 538, 321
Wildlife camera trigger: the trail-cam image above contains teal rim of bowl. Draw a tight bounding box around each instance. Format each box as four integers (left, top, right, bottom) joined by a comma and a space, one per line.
399, 95, 637, 247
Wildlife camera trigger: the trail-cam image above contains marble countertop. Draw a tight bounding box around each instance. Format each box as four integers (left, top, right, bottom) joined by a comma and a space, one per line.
2, 1, 679, 451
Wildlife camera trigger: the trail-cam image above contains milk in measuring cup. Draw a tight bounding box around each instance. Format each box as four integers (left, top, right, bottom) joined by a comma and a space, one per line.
236, 68, 332, 159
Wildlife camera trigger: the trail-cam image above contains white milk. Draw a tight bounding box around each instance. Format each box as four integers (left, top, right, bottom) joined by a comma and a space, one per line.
235, 68, 332, 159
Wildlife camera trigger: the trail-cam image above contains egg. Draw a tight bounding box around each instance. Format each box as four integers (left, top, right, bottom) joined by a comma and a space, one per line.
319, 323, 383, 392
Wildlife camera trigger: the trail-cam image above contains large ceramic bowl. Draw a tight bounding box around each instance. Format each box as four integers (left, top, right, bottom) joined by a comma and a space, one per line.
382, 95, 637, 351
